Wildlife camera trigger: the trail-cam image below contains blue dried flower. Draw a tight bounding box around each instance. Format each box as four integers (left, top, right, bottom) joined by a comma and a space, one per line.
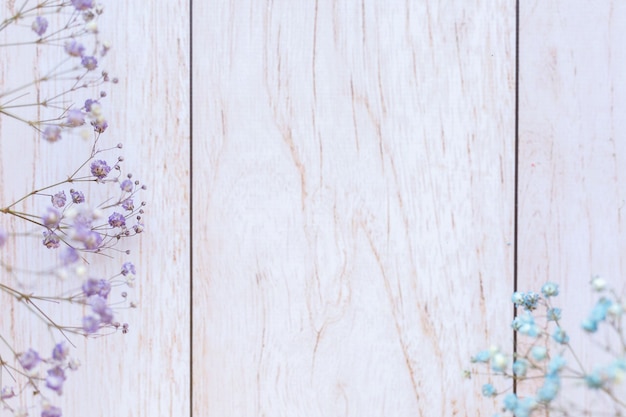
547, 355, 566, 375
537, 374, 560, 403
513, 359, 529, 377
541, 282, 559, 298
482, 383, 496, 397
552, 327, 569, 345
546, 308, 561, 321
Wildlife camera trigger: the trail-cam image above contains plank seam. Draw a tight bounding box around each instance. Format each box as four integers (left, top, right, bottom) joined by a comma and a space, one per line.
513, 0, 520, 396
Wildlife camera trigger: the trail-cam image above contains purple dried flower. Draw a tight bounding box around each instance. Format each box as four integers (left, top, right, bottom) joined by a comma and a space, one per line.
121, 198, 134, 211
60, 247, 79, 265
52, 342, 69, 361
0, 229, 6, 248
51, 191, 67, 208
71, 0, 93, 10
108, 212, 126, 228
121, 262, 136, 276
85, 231, 103, 250
64, 40, 85, 57
83, 278, 111, 298
133, 222, 144, 233
84, 99, 99, 112
66, 109, 85, 127
42, 207, 62, 228
90, 159, 111, 179
41, 405, 62, 417
120, 179, 133, 192
18, 349, 40, 370
70, 189, 85, 204
82, 315, 100, 333
89, 295, 113, 324
91, 119, 108, 133
46, 366, 66, 395
43, 125, 62, 143
0, 386, 15, 400
31, 16, 48, 36
43, 230, 60, 249
81, 56, 97, 71
82, 278, 99, 296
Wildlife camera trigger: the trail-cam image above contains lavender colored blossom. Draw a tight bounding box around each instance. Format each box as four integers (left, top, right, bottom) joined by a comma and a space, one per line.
71, 0, 93, 10
83, 278, 111, 298
82, 278, 98, 296
43, 230, 61, 249
121, 262, 136, 276
84, 99, 99, 112
121, 198, 134, 211
91, 119, 108, 133
51, 191, 67, 208
120, 179, 133, 192
82, 315, 100, 333
133, 222, 144, 233
90, 159, 111, 179
43, 125, 62, 143
64, 40, 85, 57
42, 207, 62, 228
70, 189, 85, 204
82, 230, 103, 250
81, 56, 98, 71
41, 405, 62, 417
31, 16, 48, 36
18, 349, 40, 371
108, 212, 126, 228
60, 247, 79, 265
0, 386, 15, 400
0, 229, 6, 248
89, 295, 113, 324
46, 366, 66, 395
66, 109, 85, 127
52, 342, 69, 362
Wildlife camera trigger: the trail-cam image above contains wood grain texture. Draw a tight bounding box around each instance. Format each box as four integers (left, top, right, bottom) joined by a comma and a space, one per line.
193, 1, 515, 416
0, 1, 190, 416
518, 0, 626, 412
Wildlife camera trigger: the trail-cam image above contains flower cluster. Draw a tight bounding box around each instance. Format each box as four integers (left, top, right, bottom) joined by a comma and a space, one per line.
0, 2, 143, 416
467, 279, 626, 416
0, 0, 115, 143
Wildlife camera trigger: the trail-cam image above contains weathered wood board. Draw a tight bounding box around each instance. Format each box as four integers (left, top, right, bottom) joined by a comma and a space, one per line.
193, 2, 516, 416
518, 0, 626, 413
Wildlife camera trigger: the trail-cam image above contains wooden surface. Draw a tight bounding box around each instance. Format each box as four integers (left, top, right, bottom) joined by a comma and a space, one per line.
518, 0, 626, 412
193, 2, 515, 416
1, 0, 624, 416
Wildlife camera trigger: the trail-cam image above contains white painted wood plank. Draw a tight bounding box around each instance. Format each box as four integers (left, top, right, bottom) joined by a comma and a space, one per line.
519, 0, 626, 413
0, 1, 190, 416
193, 2, 515, 416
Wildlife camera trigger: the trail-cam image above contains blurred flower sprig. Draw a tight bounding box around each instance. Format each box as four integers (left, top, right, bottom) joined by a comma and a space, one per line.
0, 1, 144, 416
467, 279, 626, 417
